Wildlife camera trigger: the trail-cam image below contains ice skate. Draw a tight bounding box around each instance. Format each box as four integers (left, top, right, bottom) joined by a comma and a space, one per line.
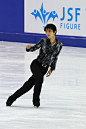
33, 99, 40, 108
6, 96, 16, 106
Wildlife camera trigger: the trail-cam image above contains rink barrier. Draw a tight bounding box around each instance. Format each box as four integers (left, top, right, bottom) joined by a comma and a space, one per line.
0, 32, 86, 48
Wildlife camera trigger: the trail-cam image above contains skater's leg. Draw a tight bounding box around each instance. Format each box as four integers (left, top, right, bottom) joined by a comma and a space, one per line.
31, 63, 45, 107
12, 75, 35, 98
6, 75, 35, 106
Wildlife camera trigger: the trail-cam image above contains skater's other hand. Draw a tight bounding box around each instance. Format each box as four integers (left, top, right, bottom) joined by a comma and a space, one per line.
26, 44, 31, 49
46, 71, 51, 77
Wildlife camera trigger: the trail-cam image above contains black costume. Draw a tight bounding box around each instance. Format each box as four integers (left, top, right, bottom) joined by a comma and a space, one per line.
6, 38, 63, 107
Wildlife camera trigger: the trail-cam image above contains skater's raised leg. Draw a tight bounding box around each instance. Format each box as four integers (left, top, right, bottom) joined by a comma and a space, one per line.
6, 75, 35, 106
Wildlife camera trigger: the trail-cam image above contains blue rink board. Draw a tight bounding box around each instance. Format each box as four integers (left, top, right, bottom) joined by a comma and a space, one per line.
0, 32, 86, 48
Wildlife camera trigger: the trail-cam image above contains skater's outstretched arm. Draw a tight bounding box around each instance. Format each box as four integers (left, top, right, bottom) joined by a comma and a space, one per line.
26, 39, 43, 52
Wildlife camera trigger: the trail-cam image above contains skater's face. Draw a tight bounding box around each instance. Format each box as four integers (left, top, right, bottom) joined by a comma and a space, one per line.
45, 28, 56, 39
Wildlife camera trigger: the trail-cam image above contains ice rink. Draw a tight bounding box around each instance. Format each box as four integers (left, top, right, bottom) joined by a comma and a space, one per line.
0, 41, 86, 129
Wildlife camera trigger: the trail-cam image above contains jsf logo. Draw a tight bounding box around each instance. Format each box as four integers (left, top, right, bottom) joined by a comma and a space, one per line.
60, 7, 81, 30
31, 3, 81, 30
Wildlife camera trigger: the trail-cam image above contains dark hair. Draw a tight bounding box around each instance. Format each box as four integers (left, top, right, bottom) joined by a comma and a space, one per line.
44, 23, 57, 34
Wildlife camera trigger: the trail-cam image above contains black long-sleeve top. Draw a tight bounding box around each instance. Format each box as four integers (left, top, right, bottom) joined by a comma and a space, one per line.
26, 38, 63, 72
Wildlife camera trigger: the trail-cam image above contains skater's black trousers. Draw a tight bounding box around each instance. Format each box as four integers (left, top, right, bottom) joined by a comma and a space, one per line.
11, 59, 48, 100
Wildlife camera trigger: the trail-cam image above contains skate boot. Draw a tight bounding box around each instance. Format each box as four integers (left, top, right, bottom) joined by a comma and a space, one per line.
33, 99, 40, 108
6, 96, 16, 106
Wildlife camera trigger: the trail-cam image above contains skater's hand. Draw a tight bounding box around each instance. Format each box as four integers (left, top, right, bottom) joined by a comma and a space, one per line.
26, 44, 31, 49
46, 71, 51, 77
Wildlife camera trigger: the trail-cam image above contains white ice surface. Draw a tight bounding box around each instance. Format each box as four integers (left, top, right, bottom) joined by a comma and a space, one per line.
0, 41, 86, 129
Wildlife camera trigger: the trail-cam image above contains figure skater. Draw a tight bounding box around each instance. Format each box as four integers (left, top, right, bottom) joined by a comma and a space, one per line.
6, 23, 63, 107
